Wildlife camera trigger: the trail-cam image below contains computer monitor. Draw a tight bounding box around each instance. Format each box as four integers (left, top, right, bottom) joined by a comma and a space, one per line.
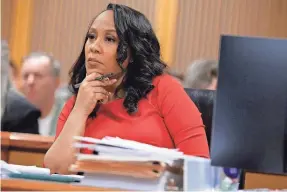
211, 35, 287, 175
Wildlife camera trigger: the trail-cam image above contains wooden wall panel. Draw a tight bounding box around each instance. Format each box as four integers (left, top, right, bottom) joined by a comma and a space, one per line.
30, 0, 155, 83
112, 0, 155, 26
174, 0, 222, 72
221, 0, 287, 37
1, 0, 13, 44
173, 0, 287, 74
3, 0, 287, 82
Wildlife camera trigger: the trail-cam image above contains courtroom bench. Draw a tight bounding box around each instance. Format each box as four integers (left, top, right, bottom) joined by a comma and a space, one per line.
1, 131, 54, 167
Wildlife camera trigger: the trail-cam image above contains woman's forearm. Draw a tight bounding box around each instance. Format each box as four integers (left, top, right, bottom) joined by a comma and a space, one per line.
44, 109, 87, 174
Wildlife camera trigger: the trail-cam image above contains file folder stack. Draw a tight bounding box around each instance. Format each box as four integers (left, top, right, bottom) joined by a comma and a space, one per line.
70, 136, 184, 191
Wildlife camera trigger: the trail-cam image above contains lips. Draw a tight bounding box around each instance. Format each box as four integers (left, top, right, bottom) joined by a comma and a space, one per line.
88, 57, 103, 65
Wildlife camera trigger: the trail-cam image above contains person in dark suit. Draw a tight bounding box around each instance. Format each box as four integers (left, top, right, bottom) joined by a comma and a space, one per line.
1, 40, 41, 134
1, 89, 41, 134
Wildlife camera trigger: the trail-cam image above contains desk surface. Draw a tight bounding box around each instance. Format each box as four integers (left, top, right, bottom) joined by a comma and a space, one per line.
1, 132, 286, 190
1, 178, 120, 191
1, 131, 54, 167
1, 131, 54, 150
245, 172, 287, 189
1, 131, 10, 146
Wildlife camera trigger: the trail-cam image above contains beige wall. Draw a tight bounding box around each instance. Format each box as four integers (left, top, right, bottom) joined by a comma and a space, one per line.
30, 0, 156, 83
2, 0, 287, 83
1, 0, 13, 45
173, 0, 287, 73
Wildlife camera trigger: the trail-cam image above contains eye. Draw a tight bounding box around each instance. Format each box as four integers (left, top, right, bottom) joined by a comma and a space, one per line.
34, 73, 43, 79
87, 33, 96, 40
23, 74, 29, 80
106, 36, 116, 43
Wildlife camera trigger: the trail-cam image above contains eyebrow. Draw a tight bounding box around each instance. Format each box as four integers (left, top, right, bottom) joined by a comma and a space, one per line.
89, 28, 116, 33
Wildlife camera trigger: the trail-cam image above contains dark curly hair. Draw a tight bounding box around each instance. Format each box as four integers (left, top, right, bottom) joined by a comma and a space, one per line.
69, 3, 166, 117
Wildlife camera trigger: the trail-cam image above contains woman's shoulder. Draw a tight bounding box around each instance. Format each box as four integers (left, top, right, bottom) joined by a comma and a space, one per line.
149, 73, 186, 105
152, 73, 184, 91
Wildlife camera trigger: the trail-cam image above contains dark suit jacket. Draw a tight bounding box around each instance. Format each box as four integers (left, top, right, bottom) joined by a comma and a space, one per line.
1, 89, 41, 134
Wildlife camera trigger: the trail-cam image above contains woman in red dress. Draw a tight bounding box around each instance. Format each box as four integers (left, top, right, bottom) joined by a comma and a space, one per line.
44, 3, 209, 174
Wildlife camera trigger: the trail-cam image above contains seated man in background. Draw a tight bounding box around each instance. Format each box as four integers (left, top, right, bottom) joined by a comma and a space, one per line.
1, 40, 10, 118
184, 59, 218, 90
20, 52, 66, 136
165, 68, 184, 84
55, 84, 73, 104
1, 40, 41, 134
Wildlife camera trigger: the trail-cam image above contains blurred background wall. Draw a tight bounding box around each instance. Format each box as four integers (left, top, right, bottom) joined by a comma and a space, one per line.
174, 0, 287, 72
2, 0, 287, 83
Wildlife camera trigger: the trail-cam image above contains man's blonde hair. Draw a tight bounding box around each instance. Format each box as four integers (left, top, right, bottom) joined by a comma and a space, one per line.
184, 59, 218, 89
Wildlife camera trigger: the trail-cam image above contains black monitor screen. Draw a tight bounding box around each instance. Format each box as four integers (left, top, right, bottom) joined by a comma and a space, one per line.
211, 35, 287, 175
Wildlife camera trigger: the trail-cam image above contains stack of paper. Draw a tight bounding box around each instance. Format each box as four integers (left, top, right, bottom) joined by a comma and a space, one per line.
70, 136, 184, 191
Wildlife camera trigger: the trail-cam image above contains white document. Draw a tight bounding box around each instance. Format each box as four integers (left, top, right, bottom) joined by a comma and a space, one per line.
74, 136, 184, 164
0, 161, 50, 175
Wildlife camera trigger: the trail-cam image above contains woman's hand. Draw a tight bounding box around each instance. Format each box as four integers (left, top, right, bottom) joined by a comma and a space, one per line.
73, 73, 117, 117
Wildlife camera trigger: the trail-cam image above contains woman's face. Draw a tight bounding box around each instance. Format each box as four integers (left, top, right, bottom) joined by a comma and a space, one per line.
84, 10, 129, 76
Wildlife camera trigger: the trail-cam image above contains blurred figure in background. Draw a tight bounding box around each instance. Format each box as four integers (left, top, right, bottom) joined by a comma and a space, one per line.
184, 59, 218, 90
1, 41, 10, 117
20, 52, 65, 136
165, 68, 184, 84
1, 40, 41, 134
55, 84, 73, 104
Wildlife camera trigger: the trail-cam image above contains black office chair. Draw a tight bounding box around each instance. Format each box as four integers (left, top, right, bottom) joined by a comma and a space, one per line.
184, 88, 245, 189
184, 88, 215, 147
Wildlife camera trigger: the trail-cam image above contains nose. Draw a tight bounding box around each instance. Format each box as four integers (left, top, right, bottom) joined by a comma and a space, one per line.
90, 38, 102, 54
26, 74, 35, 86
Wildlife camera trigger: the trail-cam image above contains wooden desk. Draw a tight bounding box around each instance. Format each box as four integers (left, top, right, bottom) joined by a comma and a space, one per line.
1, 131, 10, 162
1, 132, 286, 190
0, 132, 54, 167
1, 178, 120, 191
2, 176, 286, 191
245, 172, 287, 190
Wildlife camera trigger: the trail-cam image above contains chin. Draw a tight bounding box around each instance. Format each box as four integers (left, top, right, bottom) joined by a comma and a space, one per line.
86, 70, 105, 76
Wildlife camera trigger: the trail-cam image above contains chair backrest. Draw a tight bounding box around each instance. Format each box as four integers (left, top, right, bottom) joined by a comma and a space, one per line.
184, 88, 215, 147
185, 89, 247, 189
